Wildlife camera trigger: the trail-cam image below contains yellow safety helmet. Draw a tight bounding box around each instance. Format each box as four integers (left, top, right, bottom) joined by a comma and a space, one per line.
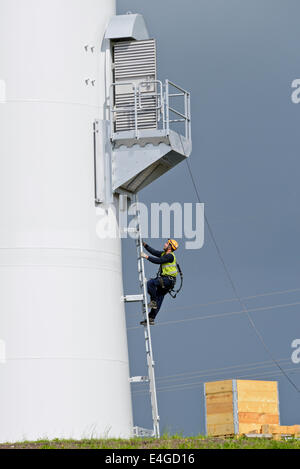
168, 239, 179, 251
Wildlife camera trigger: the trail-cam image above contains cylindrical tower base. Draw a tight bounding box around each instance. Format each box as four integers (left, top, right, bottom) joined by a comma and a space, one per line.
0, 0, 133, 442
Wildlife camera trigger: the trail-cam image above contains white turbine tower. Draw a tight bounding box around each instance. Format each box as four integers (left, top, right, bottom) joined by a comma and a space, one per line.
0, 0, 134, 442
0, 0, 191, 442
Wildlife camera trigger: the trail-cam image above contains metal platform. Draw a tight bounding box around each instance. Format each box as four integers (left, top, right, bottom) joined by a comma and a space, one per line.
94, 79, 192, 203
112, 129, 191, 194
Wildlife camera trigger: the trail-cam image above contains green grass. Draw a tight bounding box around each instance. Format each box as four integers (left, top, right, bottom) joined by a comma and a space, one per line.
1, 434, 300, 449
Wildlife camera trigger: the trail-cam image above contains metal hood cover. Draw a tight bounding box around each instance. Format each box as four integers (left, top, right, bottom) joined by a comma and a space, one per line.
105, 14, 150, 41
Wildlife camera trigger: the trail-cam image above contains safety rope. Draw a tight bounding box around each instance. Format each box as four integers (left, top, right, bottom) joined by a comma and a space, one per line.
186, 158, 300, 394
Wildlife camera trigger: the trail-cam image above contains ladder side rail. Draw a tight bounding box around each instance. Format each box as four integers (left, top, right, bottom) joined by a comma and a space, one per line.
134, 195, 160, 438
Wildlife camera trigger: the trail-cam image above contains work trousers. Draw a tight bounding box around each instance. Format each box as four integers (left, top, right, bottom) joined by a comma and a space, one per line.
147, 276, 175, 320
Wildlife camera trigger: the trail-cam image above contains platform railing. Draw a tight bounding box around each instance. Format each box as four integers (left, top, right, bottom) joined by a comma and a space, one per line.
110, 79, 191, 141
165, 80, 191, 141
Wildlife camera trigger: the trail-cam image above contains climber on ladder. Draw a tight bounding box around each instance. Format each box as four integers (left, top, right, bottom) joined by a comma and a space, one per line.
140, 239, 182, 326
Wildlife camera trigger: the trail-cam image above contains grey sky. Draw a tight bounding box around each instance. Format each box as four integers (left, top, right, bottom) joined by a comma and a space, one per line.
118, 0, 300, 435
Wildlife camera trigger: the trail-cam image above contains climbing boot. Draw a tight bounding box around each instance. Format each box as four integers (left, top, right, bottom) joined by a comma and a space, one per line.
148, 300, 158, 310
140, 318, 155, 326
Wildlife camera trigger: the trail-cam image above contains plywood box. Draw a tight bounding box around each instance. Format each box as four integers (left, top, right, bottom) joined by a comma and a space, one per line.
261, 424, 300, 435
204, 379, 280, 436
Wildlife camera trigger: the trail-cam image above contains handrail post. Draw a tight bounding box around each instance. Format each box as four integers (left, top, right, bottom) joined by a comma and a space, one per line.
188, 93, 191, 140
165, 79, 170, 136
160, 81, 165, 132
109, 84, 114, 140
184, 91, 188, 139
134, 84, 139, 139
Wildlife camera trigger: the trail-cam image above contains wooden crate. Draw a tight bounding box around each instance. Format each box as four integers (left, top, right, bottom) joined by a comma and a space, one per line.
261, 424, 300, 436
204, 379, 280, 437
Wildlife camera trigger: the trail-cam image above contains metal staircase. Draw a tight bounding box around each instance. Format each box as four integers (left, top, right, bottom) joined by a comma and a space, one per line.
123, 195, 160, 439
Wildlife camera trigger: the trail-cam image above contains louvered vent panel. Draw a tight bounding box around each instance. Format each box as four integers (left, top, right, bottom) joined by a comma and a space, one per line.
113, 40, 158, 132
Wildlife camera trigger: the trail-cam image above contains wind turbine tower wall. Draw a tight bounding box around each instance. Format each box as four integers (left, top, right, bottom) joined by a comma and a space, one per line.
0, 0, 134, 442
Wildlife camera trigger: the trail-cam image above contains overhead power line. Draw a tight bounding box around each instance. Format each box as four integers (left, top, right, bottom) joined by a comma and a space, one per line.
127, 298, 300, 330
128, 286, 300, 318
167, 286, 300, 313
133, 363, 300, 396
185, 159, 300, 395
132, 357, 291, 390
155, 357, 291, 384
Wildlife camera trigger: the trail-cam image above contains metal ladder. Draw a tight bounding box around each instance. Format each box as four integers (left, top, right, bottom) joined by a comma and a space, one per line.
123, 195, 160, 439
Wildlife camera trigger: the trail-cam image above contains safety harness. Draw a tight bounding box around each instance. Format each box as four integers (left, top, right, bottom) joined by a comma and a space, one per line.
168, 262, 183, 299
156, 256, 184, 299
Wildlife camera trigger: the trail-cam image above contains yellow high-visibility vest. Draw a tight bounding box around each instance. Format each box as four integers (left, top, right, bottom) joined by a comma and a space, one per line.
161, 252, 178, 277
